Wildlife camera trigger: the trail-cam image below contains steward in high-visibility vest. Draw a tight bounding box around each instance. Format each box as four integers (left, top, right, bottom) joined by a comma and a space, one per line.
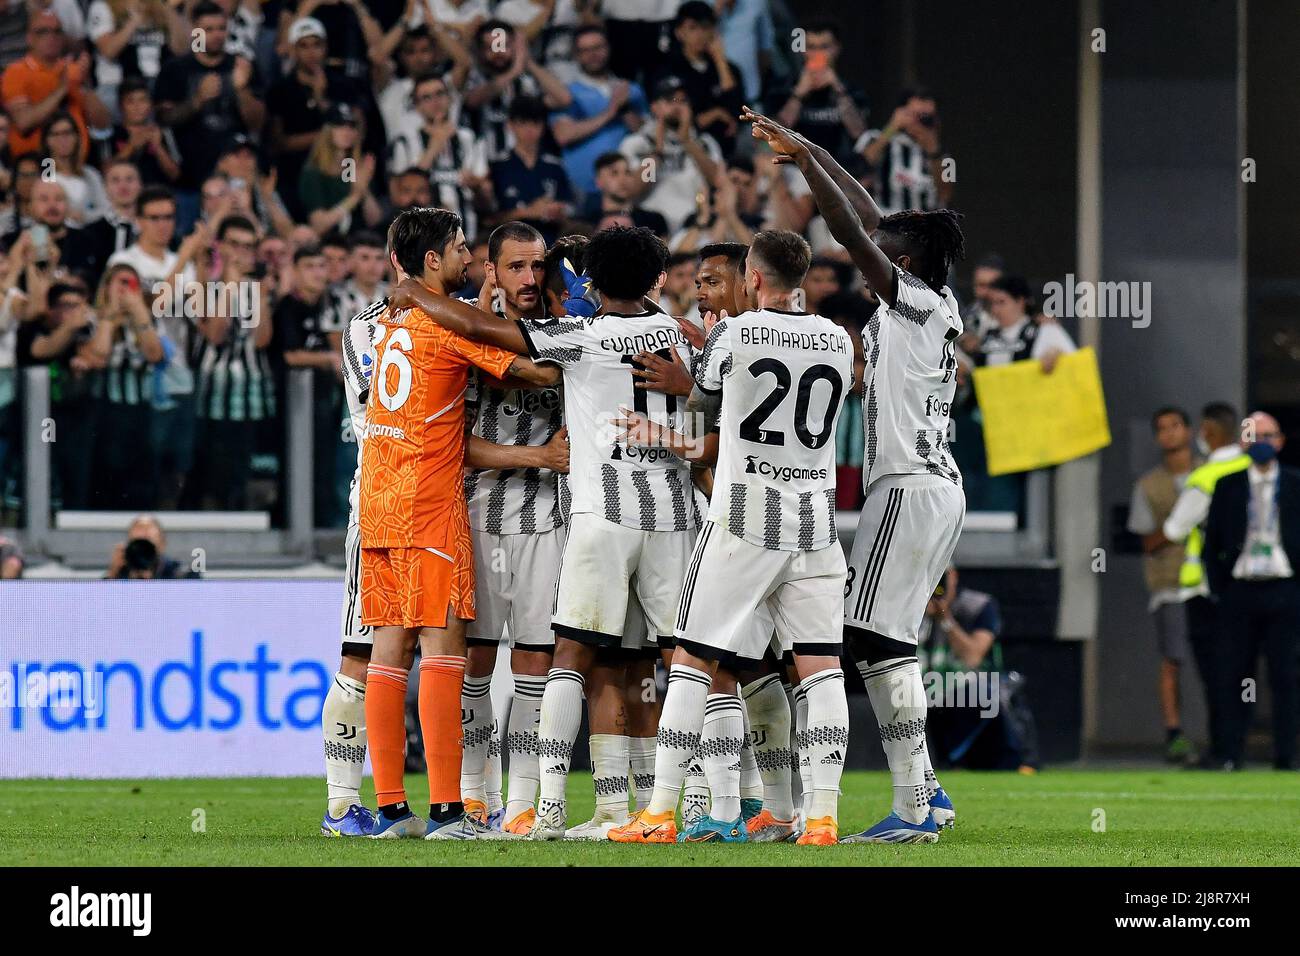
1178, 453, 1251, 589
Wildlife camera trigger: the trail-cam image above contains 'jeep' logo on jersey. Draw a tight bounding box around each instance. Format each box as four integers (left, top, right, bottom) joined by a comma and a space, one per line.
744, 455, 827, 482
924, 395, 951, 417
501, 387, 560, 418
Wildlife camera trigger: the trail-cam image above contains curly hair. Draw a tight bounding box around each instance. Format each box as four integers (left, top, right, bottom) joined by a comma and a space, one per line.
875, 208, 966, 292
584, 226, 666, 301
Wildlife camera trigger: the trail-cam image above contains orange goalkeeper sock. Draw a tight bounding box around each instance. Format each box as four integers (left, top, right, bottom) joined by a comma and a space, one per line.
366, 663, 410, 810
420, 655, 467, 810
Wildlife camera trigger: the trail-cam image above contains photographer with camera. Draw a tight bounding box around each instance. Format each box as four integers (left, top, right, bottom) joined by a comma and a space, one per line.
857, 86, 954, 216
105, 513, 200, 579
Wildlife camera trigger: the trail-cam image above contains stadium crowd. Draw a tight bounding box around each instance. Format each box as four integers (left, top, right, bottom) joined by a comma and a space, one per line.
0, 0, 1072, 524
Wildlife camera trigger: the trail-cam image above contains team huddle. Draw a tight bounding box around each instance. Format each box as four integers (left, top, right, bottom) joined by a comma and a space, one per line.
318, 109, 969, 845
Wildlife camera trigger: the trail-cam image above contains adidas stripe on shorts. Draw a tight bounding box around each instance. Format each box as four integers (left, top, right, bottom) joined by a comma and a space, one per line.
340, 515, 372, 650
675, 519, 846, 661
843, 473, 965, 645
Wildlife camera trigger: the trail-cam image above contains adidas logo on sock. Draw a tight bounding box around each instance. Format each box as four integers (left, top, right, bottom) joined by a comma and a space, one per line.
820, 750, 844, 765
545, 765, 568, 774
800, 756, 810, 766
728, 761, 742, 771
911, 742, 925, 755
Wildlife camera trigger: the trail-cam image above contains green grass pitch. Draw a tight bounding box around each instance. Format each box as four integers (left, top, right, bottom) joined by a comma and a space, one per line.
3, 769, 1299, 866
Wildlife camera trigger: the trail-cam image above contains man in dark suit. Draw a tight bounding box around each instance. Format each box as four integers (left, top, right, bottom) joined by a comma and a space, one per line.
1203, 411, 1300, 769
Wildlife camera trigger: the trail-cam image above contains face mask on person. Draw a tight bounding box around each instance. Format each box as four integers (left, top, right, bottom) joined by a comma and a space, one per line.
1248, 441, 1279, 465
1194, 435, 1210, 457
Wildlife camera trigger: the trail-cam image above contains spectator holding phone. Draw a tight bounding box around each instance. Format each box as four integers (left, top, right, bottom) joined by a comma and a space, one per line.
857, 86, 954, 215
771, 20, 867, 166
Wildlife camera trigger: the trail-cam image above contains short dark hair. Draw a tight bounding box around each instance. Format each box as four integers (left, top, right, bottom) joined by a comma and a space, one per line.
136, 185, 175, 216
488, 221, 545, 264
973, 252, 1007, 272
675, 0, 717, 26
387, 206, 462, 277
875, 209, 966, 291
118, 77, 150, 102
990, 274, 1032, 301
726, 155, 755, 176
47, 281, 84, 309
191, 1, 225, 21
412, 72, 446, 95
294, 242, 324, 264
804, 18, 840, 40
585, 226, 666, 301
573, 24, 607, 45
698, 242, 748, 271
897, 85, 937, 107
667, 251, 696, 270
544, 234, 589, 300
507, 94, 548, 123
1151, 406, 1190, 430
747, 229, 811, 291
808, 255, 850, 288
217, 215, 256, 240
348, 230, 385, 251
819, 290, 873, 329
1202, 401, 1239, 436
594, 151, 626, 174
321, 233, 349, 252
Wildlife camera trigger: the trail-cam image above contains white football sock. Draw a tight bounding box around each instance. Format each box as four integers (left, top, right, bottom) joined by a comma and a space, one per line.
923, 748, 941, 799
589, 733, 631, 820
324, 672, 367, 818
738, 701, 763, 803
504, 674, 545, 821
459, 673, 493, 806
485, 719, 503, 814
743, 674, 793, 820
860, 657, 930, 825
800, 669, 848, 822
701, 693, 744, 822
629, 737, 656, 810
793, 683, 811, 819
647, 664, 711, 816
536, 668, 585, 823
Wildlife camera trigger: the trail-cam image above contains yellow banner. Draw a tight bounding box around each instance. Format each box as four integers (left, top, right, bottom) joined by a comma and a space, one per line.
971, 346, 1111, 476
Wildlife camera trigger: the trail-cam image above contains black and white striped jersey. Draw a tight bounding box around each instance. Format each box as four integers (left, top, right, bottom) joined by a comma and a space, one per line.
518, 310, 700, 533
861, 265, 963, 489
464, 310, 565, 535
698, 308, 854, 552
341, 297, 387, 520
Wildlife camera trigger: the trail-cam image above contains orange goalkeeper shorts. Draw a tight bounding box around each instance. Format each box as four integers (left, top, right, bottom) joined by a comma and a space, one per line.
360, 542, 476, 629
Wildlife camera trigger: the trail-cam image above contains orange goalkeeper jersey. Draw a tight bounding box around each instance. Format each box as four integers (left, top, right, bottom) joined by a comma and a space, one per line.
360, 304, 517, 550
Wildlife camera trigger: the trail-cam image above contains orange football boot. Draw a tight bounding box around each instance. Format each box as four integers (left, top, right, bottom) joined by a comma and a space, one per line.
608, 808, 678, 844
796, 816, 839, 845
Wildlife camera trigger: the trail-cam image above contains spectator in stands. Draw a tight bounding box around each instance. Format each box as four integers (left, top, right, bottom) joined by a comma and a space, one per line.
463, 18, 570, 163
1127, 406, 1201, 763
601, 0, 675, 87
408, 0, 490, 38
89, 261, 163, 509
660, 251, 697, 320
325, 230, 389, 324
378, 165, 434, 227
106, 78, 180, 186
969, 274, 1075, 373
152, 1, 264, 225
495, 0, 592, 72
771, 19, 866, 165
714, 0, 776, 103
550, 23, 646, 196
298, 103, 382, 238
3, 11, 109, 160
1204, 411, 1300, 770
213, 134, 292, 239
619, 75, 721, 233
655, 2, 742, 153
489, 94, 572, 244
268, 16, 366, 220
0, 152, 41, 235
373, 25, 470, 144
1158, 401, 1247, 768
819, 290, 869, 509
104, 513, 200, 579
0, 532, 23, 577
0, 4, 32, 72
669, 158, 757, 251
272, 242, 340, 527
43, 109, 108, 223
802, 256, 846, 313
857, 86, 953, 216
17, 280, 101, 508
390, 73, 488, 241
281, 0, 384, 86
215, 0, 260, 63
0, 242, 29, 498
187, 214, 273, 511
86, 0, 188, 115
6, 178, 100, 282
961, 252, 1005, 342
320, 233, 349, 287
576, 151, 667, 236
